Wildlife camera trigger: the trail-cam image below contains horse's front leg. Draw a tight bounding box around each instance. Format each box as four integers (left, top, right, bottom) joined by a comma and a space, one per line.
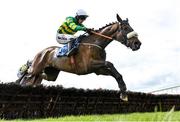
92, 60, 128, 101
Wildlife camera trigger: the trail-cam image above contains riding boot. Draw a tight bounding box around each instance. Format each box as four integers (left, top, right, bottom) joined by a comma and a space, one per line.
66, 41, 78, 56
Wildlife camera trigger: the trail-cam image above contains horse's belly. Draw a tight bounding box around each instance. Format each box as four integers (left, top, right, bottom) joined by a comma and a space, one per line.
51, 57, 91, 75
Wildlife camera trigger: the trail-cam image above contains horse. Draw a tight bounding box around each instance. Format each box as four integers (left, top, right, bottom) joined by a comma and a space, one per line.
18, 14, 141, 101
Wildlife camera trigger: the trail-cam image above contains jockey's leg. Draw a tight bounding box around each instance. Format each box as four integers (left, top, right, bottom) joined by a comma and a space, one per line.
56, 33, 76, 44
66, 38, 79, 56
56, 33, 78, 56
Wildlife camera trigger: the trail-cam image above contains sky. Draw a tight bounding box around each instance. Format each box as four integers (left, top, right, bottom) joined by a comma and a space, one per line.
0, 0, 180, 93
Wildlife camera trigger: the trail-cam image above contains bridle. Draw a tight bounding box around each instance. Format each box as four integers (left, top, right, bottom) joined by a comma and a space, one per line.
118, 21, 132, 46
117, 21, 138, 47
119, 29, 128, 46
87, 21, 138, 48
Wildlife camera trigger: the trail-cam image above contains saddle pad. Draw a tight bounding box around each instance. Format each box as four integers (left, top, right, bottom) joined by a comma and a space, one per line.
56, 44, 68, 57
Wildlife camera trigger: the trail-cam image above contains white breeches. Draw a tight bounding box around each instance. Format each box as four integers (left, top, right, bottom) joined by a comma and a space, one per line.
56, 33, 76, 44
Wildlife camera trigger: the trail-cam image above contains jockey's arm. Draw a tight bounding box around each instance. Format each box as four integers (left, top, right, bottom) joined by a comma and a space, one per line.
66, 18, 86, 31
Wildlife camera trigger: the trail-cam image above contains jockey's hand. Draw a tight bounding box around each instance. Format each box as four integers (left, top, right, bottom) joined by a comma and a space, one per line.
85, 28, 94, 34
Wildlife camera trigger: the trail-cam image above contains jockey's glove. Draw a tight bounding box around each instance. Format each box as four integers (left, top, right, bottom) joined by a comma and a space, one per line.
82, 27, 87, 31
85, 28, 94, 34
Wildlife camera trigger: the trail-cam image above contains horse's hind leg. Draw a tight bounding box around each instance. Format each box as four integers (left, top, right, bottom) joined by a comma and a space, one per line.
33, 75, 43, 86
28, 49, 52, 85
29, 53, 46, 75
19, 74, 36, 86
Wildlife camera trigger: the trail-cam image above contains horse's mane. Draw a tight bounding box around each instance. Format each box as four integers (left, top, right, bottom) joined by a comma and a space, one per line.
81, 22, 118, 39
80, 22, 118, 43
95, 22, 118, 32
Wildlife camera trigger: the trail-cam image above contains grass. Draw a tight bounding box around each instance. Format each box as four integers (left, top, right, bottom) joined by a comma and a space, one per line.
1, 107, 180, 122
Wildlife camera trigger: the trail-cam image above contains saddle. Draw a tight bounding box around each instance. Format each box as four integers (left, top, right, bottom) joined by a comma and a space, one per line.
56, 35, 85, 57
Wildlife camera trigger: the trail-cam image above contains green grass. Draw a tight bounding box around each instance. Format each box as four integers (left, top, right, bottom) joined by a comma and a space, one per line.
1, 108, 180, 122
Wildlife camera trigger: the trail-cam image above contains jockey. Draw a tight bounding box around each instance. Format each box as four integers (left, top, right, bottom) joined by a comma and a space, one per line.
56, 9, 89, 56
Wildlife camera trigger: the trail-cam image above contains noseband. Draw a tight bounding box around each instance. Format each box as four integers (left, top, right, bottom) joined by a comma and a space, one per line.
119, 29, 128, 46
118, 23, 138, 47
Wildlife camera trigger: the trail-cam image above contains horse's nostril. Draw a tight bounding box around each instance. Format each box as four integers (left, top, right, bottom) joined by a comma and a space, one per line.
134, 42, 138, 45
134, 41, 141, 49
134, 42, 138, 47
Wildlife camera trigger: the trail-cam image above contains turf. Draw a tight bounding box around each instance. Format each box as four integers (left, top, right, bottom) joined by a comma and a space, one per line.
1, 108, 180, 122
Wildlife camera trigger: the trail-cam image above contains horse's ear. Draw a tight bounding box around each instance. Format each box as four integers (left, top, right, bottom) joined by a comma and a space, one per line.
126, 18, 128, 22
116, 14, 122, 22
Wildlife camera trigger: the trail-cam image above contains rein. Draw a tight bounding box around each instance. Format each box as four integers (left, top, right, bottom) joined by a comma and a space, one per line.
90, 22, 138, 44
83, 23, 138, 49
78, 31, 113, 50
90, 31, 113, 40
80, 30, 114, 50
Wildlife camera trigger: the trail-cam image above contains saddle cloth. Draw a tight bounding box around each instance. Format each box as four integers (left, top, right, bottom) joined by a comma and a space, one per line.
56, 35, 86, 57
56, 44, 68, 57
56, 38, 80, 57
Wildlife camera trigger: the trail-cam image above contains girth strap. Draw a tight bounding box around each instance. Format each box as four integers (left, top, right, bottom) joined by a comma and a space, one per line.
80, 43, 103, 50
70, 55, 78, 73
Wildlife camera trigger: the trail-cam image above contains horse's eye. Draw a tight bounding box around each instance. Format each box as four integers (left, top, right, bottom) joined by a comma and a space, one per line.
124, 27, 128, 31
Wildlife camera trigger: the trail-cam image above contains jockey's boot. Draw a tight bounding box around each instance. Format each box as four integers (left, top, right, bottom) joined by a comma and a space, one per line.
66, 41, 78, 56
66, 47, 78, 56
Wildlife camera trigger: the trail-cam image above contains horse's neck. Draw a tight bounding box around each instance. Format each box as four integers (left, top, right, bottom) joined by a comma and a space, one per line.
81, 34, 111, 49
82, 23, 119, 49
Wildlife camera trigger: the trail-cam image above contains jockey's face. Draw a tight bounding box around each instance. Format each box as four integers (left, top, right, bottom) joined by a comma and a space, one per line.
77, 15, 87, 24
78, 19, 85, 24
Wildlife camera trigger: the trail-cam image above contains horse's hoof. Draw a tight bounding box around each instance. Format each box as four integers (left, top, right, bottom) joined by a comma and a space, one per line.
120, 93, 128, 102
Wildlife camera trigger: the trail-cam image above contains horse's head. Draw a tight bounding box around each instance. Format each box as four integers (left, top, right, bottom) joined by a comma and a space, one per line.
113, 14, 141, 51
